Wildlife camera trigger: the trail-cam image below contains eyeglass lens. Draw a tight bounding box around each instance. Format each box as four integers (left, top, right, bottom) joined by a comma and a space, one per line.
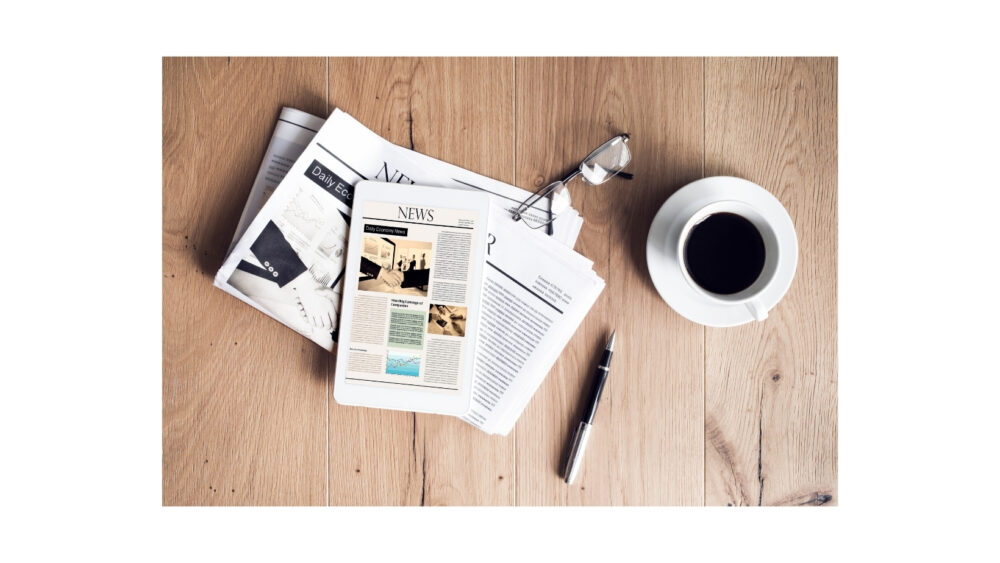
580, 136, 631, 185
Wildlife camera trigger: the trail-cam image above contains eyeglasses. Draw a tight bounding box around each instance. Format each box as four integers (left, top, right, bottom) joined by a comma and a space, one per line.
512, 133, 632, 232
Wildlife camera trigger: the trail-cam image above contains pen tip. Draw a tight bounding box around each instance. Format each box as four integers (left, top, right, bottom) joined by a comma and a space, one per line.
607, 329, 616, 352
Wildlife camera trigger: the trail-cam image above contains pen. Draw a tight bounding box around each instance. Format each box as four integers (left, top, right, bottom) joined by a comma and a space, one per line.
563, 329, 616, 485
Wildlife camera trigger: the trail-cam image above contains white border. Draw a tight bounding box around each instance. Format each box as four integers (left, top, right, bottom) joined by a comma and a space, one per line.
6, 2, 1000, 560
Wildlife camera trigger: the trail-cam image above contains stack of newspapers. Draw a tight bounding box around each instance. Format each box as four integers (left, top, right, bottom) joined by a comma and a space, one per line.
216, 107, 605, 435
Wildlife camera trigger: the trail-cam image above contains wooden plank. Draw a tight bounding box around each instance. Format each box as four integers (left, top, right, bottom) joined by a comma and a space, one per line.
326, 57, 516, 505
514, 58, 705, 505
163, 57, 837, 506
162, 57, 329, 505
703, 58, 838, 506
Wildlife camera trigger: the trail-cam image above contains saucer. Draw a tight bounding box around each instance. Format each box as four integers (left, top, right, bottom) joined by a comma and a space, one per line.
646, 176, 798, 327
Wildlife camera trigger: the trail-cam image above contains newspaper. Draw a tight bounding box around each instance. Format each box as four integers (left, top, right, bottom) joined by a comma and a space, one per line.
216, 108, 604, 431
216, 108, 583, 350
463, 208, 605, 434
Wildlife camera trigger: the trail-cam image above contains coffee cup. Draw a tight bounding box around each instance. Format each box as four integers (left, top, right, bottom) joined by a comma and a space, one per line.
676, 200, 782, 322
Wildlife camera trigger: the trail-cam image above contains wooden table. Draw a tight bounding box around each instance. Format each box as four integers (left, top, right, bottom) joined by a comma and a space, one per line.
163, 57, 837, 506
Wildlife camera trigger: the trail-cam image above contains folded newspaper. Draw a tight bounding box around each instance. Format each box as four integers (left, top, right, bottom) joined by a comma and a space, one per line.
216, 107, 604, 435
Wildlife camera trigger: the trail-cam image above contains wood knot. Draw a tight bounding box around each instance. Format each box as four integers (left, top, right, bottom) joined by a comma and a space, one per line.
806, 493, 833, 505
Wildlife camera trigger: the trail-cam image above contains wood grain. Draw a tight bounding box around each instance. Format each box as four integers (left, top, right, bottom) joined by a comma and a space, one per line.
326, 58, 515, 505
703, 58, 838, 506
162, 57, 838, 505
513, 58, 706, 505
162, 57, 329, 505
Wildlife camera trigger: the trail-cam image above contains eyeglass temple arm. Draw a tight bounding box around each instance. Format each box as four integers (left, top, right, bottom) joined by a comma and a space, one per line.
560, 168, 582, 184
546, 194, 554, 236
512, 179, 560, 222
561, 168, 634, 183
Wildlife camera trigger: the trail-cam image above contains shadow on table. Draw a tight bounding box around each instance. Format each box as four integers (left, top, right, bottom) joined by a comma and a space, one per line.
194, 94, 326, 279
617, 172, 704, 297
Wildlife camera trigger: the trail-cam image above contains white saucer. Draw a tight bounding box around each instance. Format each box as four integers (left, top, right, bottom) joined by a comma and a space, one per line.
646, 176, 798, 327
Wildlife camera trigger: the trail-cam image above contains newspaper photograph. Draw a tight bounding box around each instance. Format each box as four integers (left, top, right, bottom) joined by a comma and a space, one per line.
358, 235, 431, 297
225, 184, 348, 348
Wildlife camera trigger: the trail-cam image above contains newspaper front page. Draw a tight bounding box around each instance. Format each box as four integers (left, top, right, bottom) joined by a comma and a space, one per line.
344, 200, 483, 393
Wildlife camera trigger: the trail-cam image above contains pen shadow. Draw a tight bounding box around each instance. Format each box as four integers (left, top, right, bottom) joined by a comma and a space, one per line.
555, 330, 614, 479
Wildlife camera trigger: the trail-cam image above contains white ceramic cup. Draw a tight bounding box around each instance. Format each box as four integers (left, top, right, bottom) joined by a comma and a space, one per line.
676, 200, 782, 322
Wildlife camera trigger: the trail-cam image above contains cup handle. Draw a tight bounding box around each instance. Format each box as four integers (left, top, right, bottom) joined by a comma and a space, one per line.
746, 298, 768, 322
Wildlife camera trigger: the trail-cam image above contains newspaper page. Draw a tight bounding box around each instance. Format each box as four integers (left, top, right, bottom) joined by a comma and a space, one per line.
227, 107, 325, 253
463, 209, 605, 435
289, 108, 584, 247
216, 108, 583, 351
341, 197, 485, 393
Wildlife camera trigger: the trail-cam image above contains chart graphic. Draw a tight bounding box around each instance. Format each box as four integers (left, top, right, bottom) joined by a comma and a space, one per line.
386, 352, 421, 377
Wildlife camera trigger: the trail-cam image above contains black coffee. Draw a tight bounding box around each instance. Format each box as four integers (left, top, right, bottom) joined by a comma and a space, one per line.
683, 212, 766, 295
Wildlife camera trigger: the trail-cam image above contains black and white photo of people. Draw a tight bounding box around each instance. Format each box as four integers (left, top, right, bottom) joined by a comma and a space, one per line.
227, 188, 347, 349
358, 236, 432, 297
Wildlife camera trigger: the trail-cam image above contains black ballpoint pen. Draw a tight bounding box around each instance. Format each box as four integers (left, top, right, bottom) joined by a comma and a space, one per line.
563, 329, 616, 484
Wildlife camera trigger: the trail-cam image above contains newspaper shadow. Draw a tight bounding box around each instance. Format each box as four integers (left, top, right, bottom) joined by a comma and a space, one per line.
195, 96, 326, 278
311, 343, 333, 385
